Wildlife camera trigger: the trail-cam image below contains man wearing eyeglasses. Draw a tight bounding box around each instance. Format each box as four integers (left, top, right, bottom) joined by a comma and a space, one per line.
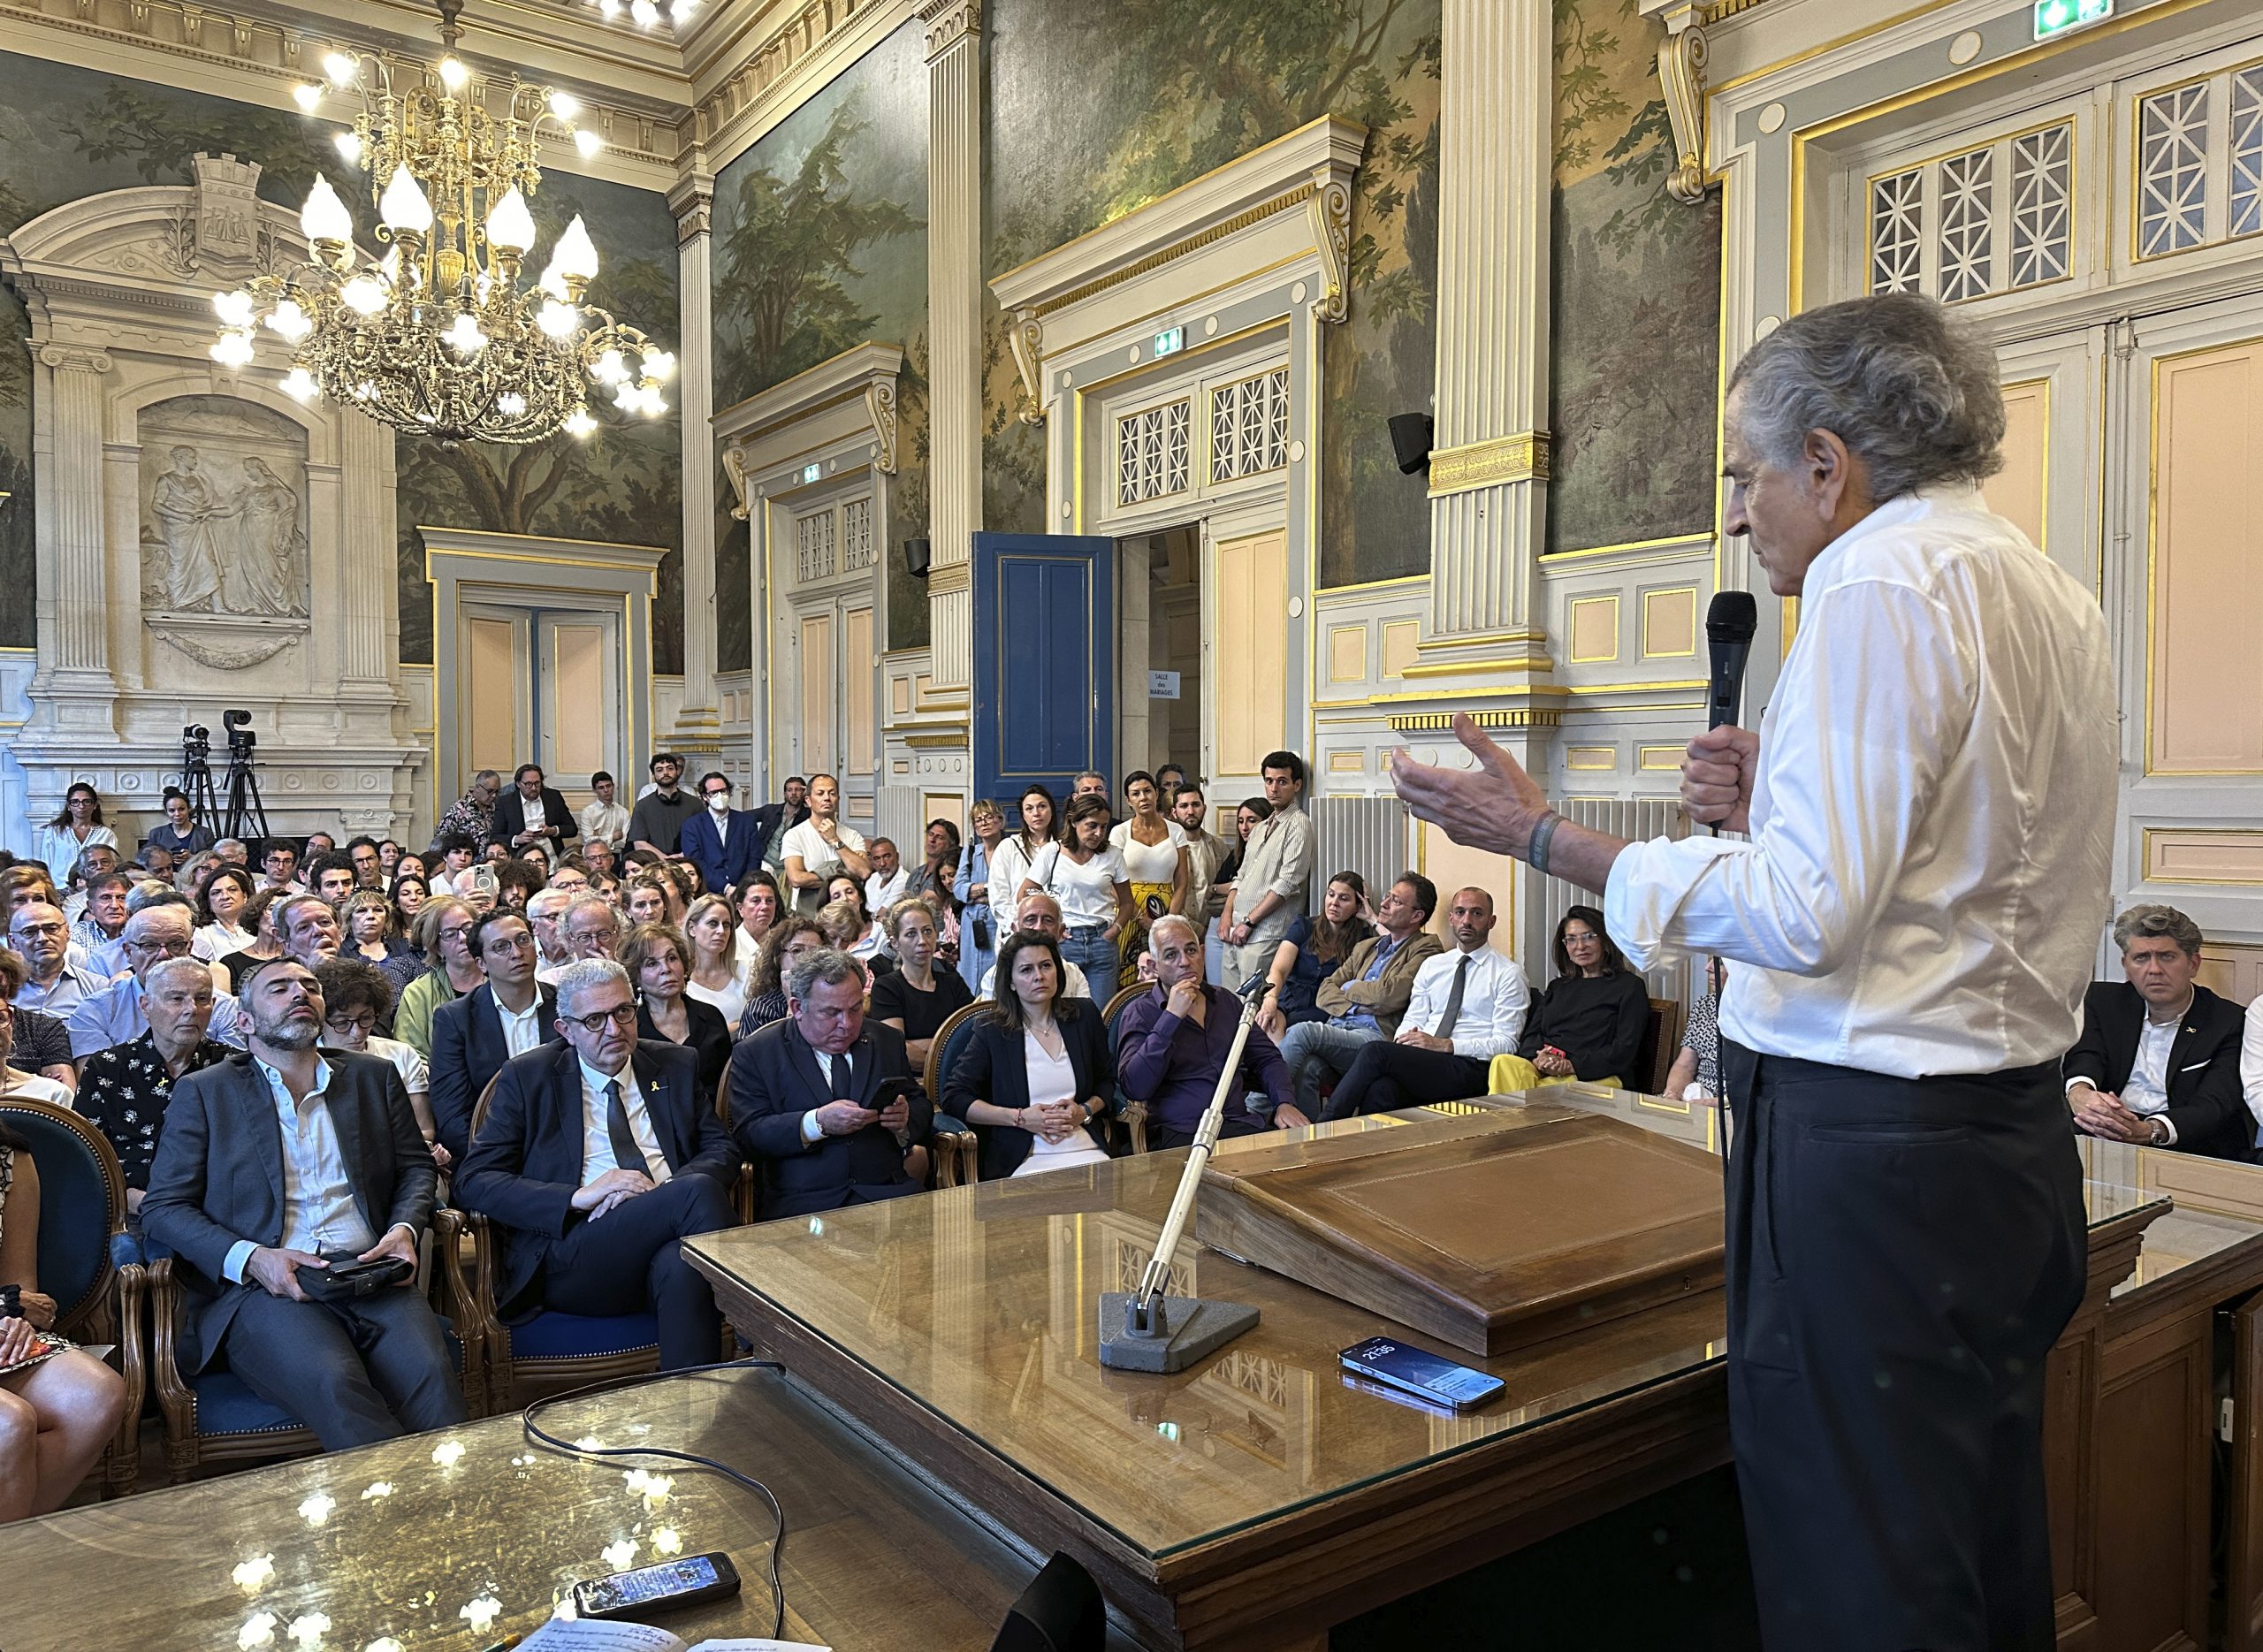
66, 899, 246, 1057
453, 957, 738, 1371
7, 899, 108, 1019
426, 910, 559, 1164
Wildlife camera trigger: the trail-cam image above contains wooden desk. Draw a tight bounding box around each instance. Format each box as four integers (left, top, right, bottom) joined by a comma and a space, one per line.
687, 1095, 2249, 1651
0, 1363, 1106, 1652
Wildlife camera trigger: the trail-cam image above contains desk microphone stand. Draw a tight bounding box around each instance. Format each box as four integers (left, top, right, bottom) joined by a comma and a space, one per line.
1098, 975, 1266, 1374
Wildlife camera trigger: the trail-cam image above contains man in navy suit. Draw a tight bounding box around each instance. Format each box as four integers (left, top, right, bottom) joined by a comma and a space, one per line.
427, 909, 558, 1161
678, 771, 762, 899
454, 957, 739, 1370
487, 763, 580, 855
728, 948, 930, 1219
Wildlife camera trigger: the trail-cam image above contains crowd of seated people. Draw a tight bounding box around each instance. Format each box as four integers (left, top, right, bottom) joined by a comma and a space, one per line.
15, 758, 2263, 1525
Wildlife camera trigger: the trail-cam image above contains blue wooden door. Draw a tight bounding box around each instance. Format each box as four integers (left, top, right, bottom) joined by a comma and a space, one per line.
971, 532, 1114, 808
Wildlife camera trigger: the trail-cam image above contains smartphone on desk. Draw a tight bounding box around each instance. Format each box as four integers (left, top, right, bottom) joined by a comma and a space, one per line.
1339, 1336, 1506, 1412
571, 1551, 742, 1620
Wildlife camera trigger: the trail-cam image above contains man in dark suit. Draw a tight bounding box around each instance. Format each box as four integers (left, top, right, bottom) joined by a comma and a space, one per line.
488, 763, 580, 855
453, 957, 739, 1370
141, 956, 467, 1448
728, 948, 931, 1218
749, 776, 809, 876
678, 771, 762, 899
2065, 903, 2252, 1161
428, 909, 559, 1161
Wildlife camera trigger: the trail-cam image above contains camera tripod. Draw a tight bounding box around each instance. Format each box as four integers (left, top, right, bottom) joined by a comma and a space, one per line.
219, 736, 270, 843
179, 728, 222, 831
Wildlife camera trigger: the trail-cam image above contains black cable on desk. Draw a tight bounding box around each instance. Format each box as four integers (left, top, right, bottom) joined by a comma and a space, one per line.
522, 1355, 791, 1640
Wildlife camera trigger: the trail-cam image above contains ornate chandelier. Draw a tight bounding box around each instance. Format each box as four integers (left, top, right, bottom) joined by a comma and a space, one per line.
209, 0, 670, 445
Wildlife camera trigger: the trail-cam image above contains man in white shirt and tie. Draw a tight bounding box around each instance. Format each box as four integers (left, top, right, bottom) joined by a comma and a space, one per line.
1392, 294, 2114, 1652
454, 959, 739, 1371
1316, 887, 1528, 1122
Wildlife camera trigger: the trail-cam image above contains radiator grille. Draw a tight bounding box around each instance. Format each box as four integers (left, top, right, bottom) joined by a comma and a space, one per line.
874, 786, 926, 859
1541, 797, 1692, 997
1308, 796, 1413, 917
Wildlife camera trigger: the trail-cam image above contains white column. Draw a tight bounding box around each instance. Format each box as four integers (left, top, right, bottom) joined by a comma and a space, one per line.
338, 409, 395, 689
670, 166, 724, 745
921, 0, 982, 709
32, 345, 119, 732
1423, 0, 1553, 652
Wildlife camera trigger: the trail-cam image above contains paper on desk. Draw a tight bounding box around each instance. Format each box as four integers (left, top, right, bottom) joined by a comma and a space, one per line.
517, 1618, 828, 1652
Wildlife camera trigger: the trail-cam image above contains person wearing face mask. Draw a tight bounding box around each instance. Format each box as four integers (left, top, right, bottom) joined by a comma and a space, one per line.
679, 772, 761, 901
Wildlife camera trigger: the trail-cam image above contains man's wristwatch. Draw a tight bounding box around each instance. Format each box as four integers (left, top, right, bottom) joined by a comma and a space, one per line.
2147, 1116, 2171, 1146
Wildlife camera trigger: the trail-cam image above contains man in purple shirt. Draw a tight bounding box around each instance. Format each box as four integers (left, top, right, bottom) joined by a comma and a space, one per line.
1116, 915, 1292, 1149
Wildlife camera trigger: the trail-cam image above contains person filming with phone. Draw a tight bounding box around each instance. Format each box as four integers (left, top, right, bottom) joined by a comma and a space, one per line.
1391, 294, 2115, 1652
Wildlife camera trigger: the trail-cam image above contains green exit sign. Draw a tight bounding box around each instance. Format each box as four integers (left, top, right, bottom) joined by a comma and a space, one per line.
1153, 326, 1184, 358
2034, 0, 2111, 39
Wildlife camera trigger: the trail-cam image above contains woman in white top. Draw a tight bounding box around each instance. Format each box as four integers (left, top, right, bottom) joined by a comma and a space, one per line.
941, 930, 1113, 1180
1018, 794, 1133, 986
190, 864, 258, 963
681, 893, 751, 1030
32, 785, 118, 881
821, 875, 888, 963
987, 784, 1060, 926
1109, 770, 1191, 990
312, 957, 445, 1168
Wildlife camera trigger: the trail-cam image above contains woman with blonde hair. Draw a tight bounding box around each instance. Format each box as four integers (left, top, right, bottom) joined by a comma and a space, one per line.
680, 893, 750, 1031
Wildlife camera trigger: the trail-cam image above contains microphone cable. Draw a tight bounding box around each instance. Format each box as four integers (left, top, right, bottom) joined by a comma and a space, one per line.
522, 1353, 791, 1640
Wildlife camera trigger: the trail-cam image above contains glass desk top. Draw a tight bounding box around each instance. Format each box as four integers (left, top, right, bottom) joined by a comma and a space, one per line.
687, 1090, 2229, 1567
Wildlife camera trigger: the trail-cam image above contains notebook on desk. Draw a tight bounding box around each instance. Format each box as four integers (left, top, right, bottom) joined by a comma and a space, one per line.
518, 1616, 827, 1652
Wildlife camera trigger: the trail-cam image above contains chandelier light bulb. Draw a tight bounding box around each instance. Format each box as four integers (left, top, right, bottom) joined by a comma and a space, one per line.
340, 276, 387, 316
333, 131, 362, 167
300, 174, 354, 244
353, 380, 378, 401
213, 288, 256, 327
438, 57, 469, 91
497, 392, 527, 417
548, 90, 580, 119
293, 84, 324, 112
552, 216, 600, 282
639, 348, 674, 381
322, 50, 357, 86
210, 331, 255, 369
538, 299, 580, 338
630, 0, 659, 27
267, 298, 313, 341
598, 0, 621, 16
380, 166, 435, 234
280, 367, 320, 400
638, 384, 667, 416
485, 187, 537, 254
573, 127, 604, 159
671, 0, 697, 19
591, 347, 628, 385
446, 312, 488, 354
564, 406, 597, 438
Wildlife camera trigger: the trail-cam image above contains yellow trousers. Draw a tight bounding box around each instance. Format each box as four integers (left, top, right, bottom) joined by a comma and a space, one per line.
1487, 1055, 1622, 1095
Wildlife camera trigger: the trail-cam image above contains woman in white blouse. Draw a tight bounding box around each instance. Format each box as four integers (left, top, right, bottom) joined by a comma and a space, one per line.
941, 930, 1113, 1180
1017, 794, 1134, 986
1109, 770, 1191, 989
32, 784, 118, 880
987, 784, 1061, 927
189, 865, 258, 963
681, 893, 751, 1030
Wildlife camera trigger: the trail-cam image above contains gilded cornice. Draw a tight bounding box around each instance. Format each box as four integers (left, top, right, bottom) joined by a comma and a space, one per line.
1426, 431, 1552, 498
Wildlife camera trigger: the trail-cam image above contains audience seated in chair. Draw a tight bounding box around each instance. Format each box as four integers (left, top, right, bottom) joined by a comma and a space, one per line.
1665, 958, 1726, 1103
312, 959, 446, 1170
1116, 916, 1289, 1148
0, 1116, 129, 1521
67, 901, 247, 1059
1319, 888, 1530, 1122
976, 893, 1094, 1001
728, 948, 930, 1218
1489, 906, 1650, 1093
453, 958, 738, 1373
139, 957, 467, 1450
75, 955, 234, 1212
871, 897, 974, 1070
738, 917, 827, 1035
8, 897, 109, 1022
623, 923, 732, 1101
1274, 873, 1444, 1128
1254, 872, 1373, 1042
942, 930, 1114, 1180
2065, 903, 2251, 1161
0, 951, 77, 1098
427, 910, 558, 1164
0, 981, 71, 1113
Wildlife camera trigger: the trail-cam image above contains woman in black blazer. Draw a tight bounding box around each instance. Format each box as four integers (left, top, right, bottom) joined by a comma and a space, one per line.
621, 923, 733, 1100
942, 930, 1115, 1180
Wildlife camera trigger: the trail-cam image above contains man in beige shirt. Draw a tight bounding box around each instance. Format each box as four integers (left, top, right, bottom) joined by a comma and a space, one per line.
1220, 751, 1316, 988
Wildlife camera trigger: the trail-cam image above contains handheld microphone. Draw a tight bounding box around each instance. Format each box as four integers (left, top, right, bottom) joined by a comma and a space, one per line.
1705, 591, 1758, 732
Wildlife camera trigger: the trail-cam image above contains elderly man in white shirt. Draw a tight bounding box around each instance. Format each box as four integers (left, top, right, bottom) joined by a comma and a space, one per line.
1315, 887, 1528, 1121
1391, 294, 2114, 1652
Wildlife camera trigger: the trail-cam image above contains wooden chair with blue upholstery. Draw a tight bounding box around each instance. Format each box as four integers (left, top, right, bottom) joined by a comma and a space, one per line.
1101, 983, 1155, 1153
926, 993, 1147, 1184
0, 1095, 143, 1496
921, 1001, 991, 1184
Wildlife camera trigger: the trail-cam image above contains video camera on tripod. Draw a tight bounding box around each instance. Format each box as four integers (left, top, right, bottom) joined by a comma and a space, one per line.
177, 708, 270, 843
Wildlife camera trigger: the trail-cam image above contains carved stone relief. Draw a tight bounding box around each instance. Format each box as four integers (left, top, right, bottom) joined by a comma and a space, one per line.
137, 394, 311, 628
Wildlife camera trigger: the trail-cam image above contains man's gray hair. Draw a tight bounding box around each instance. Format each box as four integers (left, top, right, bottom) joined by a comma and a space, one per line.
526, 887, 573, 920
552, 956, 630, 1015
271, 892, 333, 934
1727, 293, 2006, 504
2113, 903, 2204, 960
213, 839, 245, 856
788, 947, 865, 1003
124, 900, 192, 937
144, 955, 217, 996
1015, 888, 1063, 923
126, 883, 190, 915
564, 896, 621, 931
1147, 913, 1201, 955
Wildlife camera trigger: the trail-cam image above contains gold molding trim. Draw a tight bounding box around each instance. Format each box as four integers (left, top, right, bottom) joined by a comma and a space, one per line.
903, 729, 971, 749
926, 560, 971, 596
1427, 431, 1553, 498
1395, 654, 1554, 681
2143, 828, 2263, 885
1699, 0, 1769, 19
1389, 710, 1563, 732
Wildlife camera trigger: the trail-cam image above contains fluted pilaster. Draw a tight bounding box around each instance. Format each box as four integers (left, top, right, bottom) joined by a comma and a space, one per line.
672, 167, 723, 741
921, 0, 981, 705
37, 346, 115, 683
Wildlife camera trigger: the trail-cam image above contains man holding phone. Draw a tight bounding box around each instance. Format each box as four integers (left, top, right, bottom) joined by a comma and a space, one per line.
728, 948, 931, 1218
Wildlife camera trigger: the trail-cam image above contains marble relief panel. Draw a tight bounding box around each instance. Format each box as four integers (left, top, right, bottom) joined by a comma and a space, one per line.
136, 394, 310, 620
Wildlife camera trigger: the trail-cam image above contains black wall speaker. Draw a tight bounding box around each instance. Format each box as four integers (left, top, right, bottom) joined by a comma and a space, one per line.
1388, 411, 1434, 476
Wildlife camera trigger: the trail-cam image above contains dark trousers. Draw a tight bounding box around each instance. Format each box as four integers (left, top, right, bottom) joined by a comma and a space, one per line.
540, 1173, 736, 1370
1150, 1111, 1269, 1152
224, 1284, 468, 1450
1318, 1040, 1490, 1122
1721, 1040, 2084, 1652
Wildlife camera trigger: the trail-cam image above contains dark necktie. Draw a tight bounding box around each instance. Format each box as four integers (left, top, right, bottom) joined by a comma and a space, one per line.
828, 1051, 856, 1101
605, 1079, 647, 1176
1435, 955, 1471, 1039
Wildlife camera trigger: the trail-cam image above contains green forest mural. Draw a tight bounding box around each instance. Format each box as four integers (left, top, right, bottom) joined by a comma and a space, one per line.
982, 0, 1441, 588
1547, 0, 1723, 553
0, 49, 683, 666
710, 19, 930, 662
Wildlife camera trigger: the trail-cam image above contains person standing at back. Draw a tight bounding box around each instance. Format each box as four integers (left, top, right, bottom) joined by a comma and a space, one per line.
1219, 753, 1315, 990
626, 753, 698, 857
1391, 293, 2114, 1652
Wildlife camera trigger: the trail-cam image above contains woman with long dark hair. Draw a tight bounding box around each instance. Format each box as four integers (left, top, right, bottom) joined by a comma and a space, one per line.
941, 929, 1113, 1180
986, 784, 1061, 926
1256, 871, 1373, 1038
190, 864, 259, 963
32, 784, 116, 879
738, 915, 827, 1035
1490, 905, 1649, 1091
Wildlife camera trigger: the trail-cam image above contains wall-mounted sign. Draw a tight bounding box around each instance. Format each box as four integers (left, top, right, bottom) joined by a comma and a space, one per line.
1148, 669, 1182, 700
2033, 0, 2109, 39
801, 461, 823, 484
1153, 327, 1184, 359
